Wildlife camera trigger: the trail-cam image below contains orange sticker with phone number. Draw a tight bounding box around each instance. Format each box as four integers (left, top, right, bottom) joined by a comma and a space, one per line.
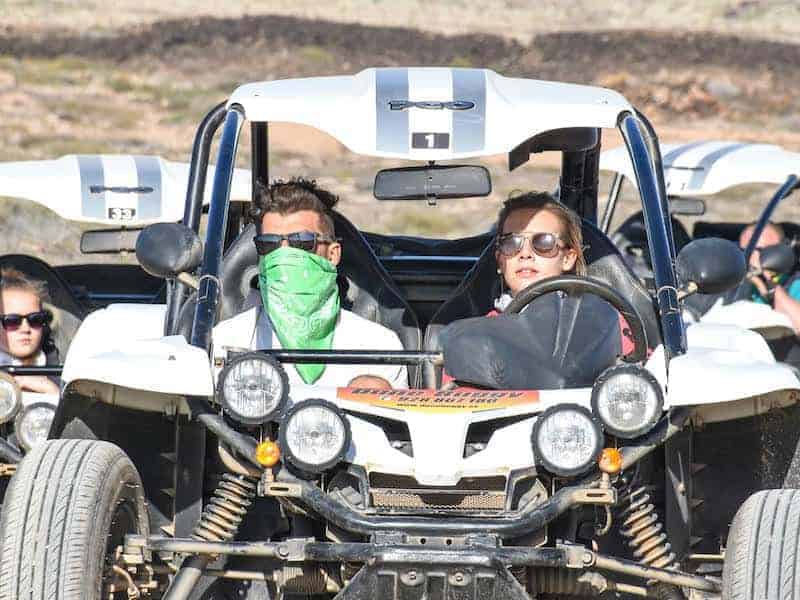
337, 387, 539, 413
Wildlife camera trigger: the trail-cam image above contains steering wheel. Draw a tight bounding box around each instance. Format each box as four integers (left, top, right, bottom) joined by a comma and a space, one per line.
504, 275, 649, 363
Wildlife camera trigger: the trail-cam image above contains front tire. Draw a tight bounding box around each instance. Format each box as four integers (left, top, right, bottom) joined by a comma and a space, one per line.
722, 489, 800, 599
0, 439, 148, 599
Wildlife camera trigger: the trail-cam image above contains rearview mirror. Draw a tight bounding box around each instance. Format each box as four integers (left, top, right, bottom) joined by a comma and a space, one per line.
669, 196, 705, 216
759, 243, 796, 275
676, 238, 746, 295
80, 228, 142, 254
136, 223, 202, 280
374, 165, 491, 201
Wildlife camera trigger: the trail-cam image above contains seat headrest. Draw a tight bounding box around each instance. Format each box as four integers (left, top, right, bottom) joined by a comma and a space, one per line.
0, 254, 86, 320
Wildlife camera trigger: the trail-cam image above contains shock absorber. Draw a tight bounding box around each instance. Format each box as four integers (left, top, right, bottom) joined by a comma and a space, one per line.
192, 473, 259, 542
618, 483, 678, 570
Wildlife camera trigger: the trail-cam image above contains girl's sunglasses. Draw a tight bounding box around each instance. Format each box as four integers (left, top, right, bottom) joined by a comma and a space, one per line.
496, 232, 566, 258
254, 231, 337, 256
0, 311, 51, 331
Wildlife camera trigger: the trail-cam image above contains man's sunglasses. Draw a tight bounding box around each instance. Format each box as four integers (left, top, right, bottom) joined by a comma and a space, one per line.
0, 311, 52, 331
254, 231, 338, 256
496, 232, 566, 258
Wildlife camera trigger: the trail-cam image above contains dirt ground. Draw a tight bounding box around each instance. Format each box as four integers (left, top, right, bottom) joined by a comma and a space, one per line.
1, 5, 800, 261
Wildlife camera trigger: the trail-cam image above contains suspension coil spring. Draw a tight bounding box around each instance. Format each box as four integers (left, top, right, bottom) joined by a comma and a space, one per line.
192, 473, 258, 542
618, 484, 678, 570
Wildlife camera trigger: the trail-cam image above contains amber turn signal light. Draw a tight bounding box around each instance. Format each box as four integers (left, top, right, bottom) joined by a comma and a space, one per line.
598, 448, 622, 474
255, 440, 281, 467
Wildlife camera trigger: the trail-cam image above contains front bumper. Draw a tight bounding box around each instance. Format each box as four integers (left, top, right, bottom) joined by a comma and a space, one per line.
130, 535, 721, 598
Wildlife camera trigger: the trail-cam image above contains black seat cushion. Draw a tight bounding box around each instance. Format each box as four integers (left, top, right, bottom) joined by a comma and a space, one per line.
422, 221, 660, 387
206, 212, 422, 384
611, 211, 691, 282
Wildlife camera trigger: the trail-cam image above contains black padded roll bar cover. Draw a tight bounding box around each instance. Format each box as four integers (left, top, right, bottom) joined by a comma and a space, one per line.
509, 128, 600, 171
676, 238, 746, 295
135, 222, 202, 279
439, 292, 621, 390
759, 243, 797, 275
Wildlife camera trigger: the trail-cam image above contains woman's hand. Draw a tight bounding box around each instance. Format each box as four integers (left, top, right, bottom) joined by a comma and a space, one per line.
749, 273, 776, 302
14, 375, 59, 395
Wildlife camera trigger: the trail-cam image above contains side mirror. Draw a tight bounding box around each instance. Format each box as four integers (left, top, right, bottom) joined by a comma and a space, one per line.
676, 238, 746, 295
759, 243, 796, 275
136, 223, 202, 280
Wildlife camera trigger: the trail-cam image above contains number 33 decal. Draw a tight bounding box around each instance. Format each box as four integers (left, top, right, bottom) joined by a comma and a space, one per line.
107, 207, 136, 221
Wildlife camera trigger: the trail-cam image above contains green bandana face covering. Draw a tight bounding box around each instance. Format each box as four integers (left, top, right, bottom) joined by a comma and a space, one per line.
258, 246, 340, 384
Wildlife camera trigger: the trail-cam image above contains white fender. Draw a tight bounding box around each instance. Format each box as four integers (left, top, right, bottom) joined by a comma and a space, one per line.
702, 299, 795, 340
63, 304, 213, 397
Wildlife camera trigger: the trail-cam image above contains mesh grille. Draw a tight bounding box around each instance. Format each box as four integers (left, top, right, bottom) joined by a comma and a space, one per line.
371, 489, 506, 510
367, 473, 508, 512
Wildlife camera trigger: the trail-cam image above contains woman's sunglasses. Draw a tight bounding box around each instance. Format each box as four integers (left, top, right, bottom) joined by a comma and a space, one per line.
496, 232, 566, 258
254, 231, 338, 256
0, 311, 51, 331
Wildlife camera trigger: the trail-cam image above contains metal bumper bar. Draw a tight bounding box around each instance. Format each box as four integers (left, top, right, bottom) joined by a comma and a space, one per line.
128, 535, 720, 594
273, 477, 606, 540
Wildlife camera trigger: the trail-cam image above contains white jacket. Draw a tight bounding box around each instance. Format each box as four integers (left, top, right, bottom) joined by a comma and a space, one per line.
212, 306, 408, 388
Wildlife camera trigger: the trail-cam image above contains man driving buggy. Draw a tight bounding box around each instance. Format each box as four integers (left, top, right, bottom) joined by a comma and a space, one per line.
739, 222, 800, 333
213, 178, 408, 388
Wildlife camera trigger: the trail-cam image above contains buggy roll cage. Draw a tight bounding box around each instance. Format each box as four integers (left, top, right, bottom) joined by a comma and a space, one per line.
171, 99, 687, 362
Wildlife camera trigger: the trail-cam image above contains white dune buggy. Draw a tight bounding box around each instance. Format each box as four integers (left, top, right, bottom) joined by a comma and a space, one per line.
0, 155, 250, 493
1, 69, 800, 600
600, 141, 800, 347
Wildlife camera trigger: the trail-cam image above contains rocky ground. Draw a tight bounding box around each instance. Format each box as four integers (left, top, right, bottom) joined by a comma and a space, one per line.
1, 4, 799, 262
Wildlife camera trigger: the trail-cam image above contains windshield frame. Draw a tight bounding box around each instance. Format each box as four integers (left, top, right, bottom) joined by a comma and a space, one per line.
179, 102, 687, 363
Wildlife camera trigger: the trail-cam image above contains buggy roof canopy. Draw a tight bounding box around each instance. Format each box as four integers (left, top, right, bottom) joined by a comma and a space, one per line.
600, 141, 800, 196
0, 155, 251, 225
227, 67, 634, 161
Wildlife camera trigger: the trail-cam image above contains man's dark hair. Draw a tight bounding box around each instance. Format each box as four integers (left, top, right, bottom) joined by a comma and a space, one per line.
250, 178, 338, 236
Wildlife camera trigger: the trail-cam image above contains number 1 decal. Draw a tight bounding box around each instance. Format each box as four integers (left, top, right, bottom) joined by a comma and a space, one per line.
412, 132, 450, 149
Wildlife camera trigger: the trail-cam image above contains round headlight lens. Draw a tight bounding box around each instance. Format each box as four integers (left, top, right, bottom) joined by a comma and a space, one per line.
0, 373, 21, 425
591, 365, 663, 439
279, 399, 350, 474
532, 404, 603, 477
15, 402, 55, 451
218, 354, 289, 425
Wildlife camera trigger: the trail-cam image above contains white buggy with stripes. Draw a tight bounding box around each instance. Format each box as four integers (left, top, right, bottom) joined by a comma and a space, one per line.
1, 68, 800, 600
600, 141, 800, 362
0, 155, 250, 496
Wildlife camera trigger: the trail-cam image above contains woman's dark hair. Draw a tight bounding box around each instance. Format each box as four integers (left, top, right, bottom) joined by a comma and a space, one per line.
496, 191, 587, 275
249, 178, 338, 235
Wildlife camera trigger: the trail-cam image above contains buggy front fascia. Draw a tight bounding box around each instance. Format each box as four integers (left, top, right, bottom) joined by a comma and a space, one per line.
145, 81, 690, 598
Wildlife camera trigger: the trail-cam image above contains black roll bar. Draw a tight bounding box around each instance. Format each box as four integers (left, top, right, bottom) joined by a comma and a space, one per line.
599, 173, 624, 233
619, 113, 686, 359
743, 174, 800, 264
164, 102, 228, 336
251, 122, 269, 199
634, 109, 677, 261
190, 108, 245, 352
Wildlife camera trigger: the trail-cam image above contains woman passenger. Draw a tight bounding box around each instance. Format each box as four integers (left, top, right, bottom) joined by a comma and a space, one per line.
490, 192, 634, 353
0, 268, 59, 394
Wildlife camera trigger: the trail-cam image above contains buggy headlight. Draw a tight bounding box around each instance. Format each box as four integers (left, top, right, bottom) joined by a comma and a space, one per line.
0, 372, 21, 424
279, 399, 350, 474
532, 404, 603, 477
591, 365, 663, 439
15, 402, 55, 451
218, 354, 289, 425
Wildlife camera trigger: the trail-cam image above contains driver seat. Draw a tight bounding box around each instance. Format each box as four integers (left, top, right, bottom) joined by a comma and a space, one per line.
422, 220, 660, 387
214, 212, 422, 385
